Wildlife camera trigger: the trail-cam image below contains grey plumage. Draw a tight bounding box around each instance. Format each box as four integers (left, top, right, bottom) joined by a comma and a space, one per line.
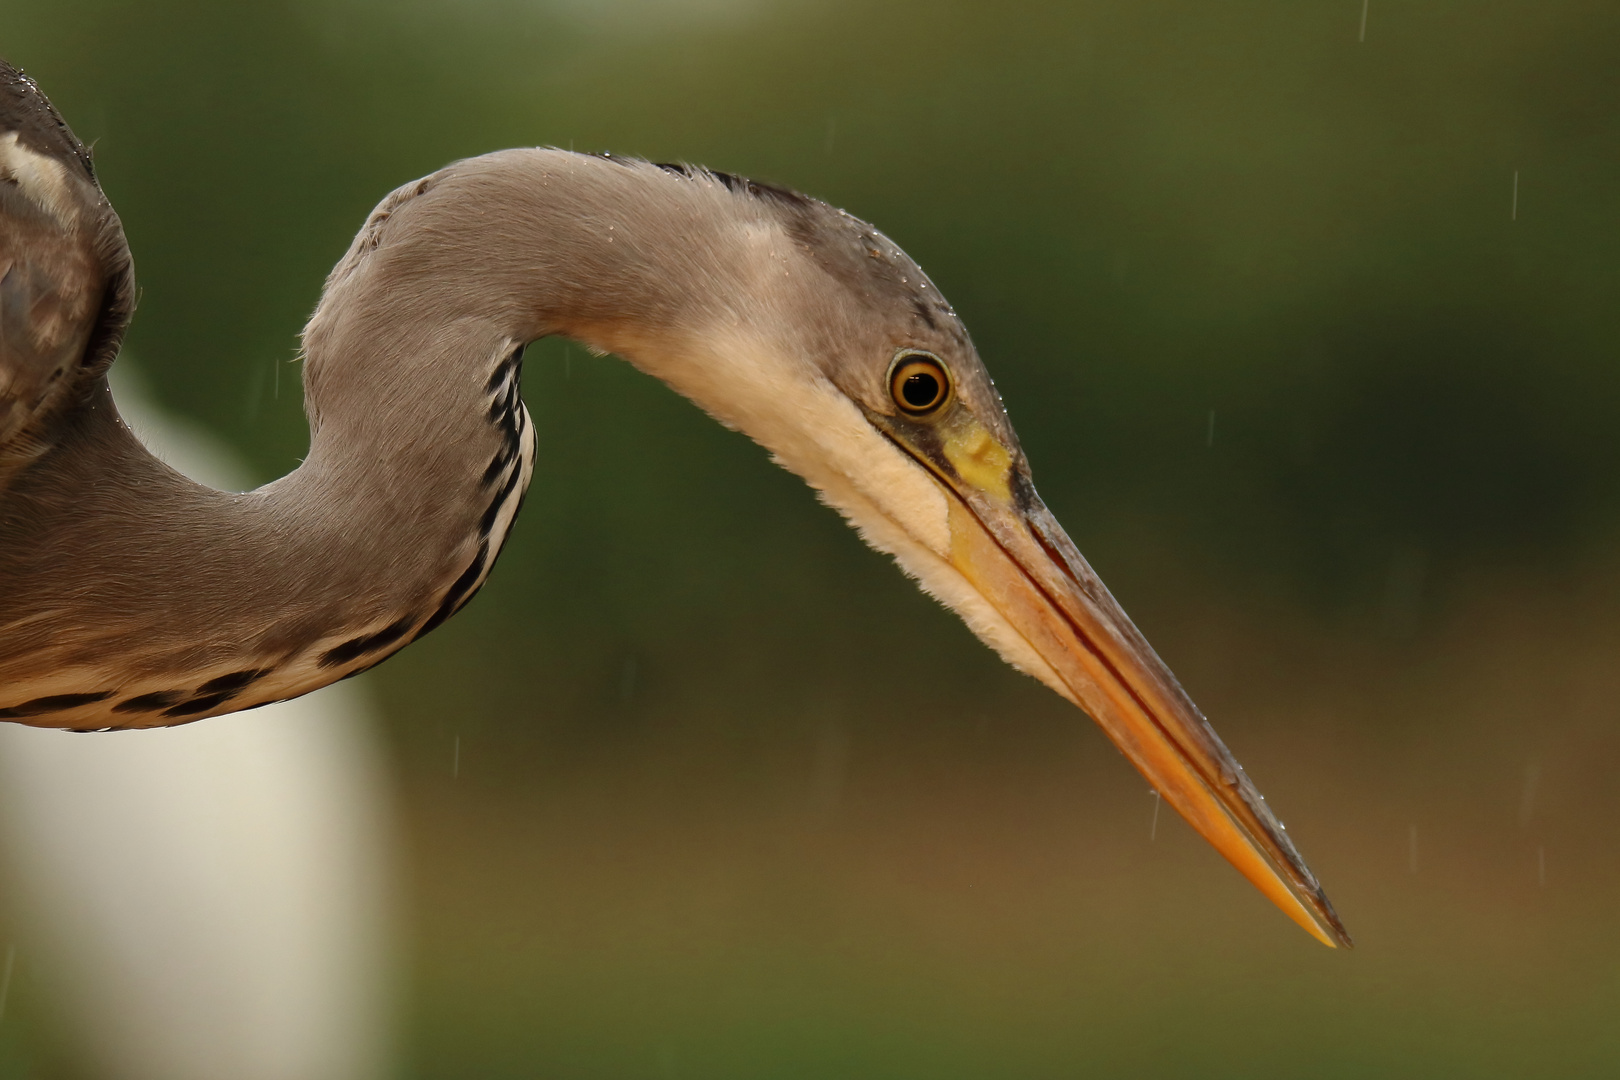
0, 65, 132, 494
0, 136, 1002, 730
0, 61, 1350, 947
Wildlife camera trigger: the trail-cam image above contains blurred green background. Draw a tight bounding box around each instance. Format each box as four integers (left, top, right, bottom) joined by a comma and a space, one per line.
5, 0, 1620, 1075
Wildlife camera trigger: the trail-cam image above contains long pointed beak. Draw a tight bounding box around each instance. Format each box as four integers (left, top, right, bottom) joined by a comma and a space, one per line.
878, 408, 1352, 948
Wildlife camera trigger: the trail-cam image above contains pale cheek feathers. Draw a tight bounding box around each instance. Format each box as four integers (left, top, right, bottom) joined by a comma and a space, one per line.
684, 333, 1064, 695
0, 133, 79, 229
815, 479, 1068, 696
625, 317, 1067, 698
668, 329, 953, 555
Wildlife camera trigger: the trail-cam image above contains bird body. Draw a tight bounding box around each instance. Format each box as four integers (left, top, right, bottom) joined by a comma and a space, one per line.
0, 60, 1352, 947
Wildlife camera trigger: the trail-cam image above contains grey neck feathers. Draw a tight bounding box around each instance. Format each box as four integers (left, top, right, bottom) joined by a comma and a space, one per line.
0, 150, 769, 729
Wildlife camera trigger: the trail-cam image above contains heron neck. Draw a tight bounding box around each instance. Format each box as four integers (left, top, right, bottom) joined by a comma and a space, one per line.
0, 150, 753, 728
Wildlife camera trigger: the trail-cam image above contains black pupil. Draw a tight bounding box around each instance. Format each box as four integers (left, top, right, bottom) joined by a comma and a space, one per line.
901, 370, 941, 409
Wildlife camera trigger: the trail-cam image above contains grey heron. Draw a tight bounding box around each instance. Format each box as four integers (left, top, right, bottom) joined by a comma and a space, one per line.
0, 60, 1350, 947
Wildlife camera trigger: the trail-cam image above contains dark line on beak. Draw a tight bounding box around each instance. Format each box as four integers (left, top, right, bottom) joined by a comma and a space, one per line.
874, 427, 1350, 946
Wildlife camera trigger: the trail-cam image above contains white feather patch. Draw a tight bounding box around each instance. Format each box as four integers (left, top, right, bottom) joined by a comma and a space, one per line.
0, 132, 79, 229
624, 323, 1065, 695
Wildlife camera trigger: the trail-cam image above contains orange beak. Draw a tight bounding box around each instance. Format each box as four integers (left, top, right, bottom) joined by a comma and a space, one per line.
879, 405, 1351, 948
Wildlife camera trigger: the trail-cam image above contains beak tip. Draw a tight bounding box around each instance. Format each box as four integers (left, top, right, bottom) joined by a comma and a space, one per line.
911, 454, 1356, 955
1301, 892, 1354, 949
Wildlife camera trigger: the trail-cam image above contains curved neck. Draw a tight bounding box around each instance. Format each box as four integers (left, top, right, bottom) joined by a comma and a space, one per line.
0, 150, 757, 728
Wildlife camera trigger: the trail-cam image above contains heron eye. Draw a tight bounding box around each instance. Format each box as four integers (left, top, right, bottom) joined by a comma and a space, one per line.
890, 354, 950, 415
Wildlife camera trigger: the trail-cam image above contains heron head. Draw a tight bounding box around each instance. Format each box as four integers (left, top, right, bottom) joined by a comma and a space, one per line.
608, 170, 1351, 948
